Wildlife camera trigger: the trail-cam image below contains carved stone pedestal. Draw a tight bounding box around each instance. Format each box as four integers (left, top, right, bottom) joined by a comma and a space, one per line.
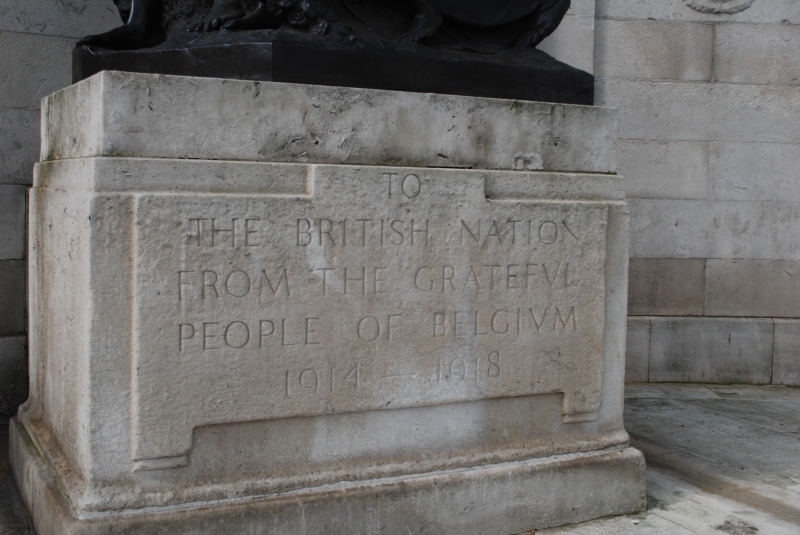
11, 71, 645, 534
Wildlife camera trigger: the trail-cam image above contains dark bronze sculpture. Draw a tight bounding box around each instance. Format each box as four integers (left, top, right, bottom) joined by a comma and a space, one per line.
79, 0, 570, 53
74, 0, 593, 105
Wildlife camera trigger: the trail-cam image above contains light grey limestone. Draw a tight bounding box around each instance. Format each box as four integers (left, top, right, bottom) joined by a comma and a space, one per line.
16, 76, 644, 532
625, 317, 650, 383
595, 19, 713, 81
773, 320, 800, 386
705, 260, 800, 318
629, 199, 800, 260
597, 0, 800, 25
24, 156, 633, 511
649, 317, 773, 384
715, 23, 800, 85
0, 31, 73, 110
0, 186, 26, 260
0, 0, 57, 35
0, 261, 25, 336
620, 141, 709, 200
10, 418, 645, 535
0, 108, 39, 186
710, 142, 800, 202
596, 79, 800, 143
628, 258, 705, 316
56, 0, 120, 39
0, 336, 27, 417
539, 13, 596, 75
42, 71, 618, 174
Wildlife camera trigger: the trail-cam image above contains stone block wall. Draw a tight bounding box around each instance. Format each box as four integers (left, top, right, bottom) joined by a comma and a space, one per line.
0, 0, 120, 418
1, 0, 797, 420
596, 0, 800, 385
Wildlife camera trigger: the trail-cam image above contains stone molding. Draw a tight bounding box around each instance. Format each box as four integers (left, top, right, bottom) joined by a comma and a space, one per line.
684, 0, 756, 14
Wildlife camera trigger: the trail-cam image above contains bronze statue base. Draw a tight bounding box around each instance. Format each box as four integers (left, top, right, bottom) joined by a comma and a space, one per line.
73, 39, 593, 105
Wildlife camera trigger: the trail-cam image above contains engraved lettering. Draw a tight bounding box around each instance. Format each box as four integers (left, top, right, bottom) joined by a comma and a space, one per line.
296, 219, 312, 246
224, 321, 250, 349
259, 320, 275, 347
225, 270, 251, 298
474, 310, 488, 336
203, 322, 219, 350
305, 318, 321, 345
384, 173, 399, 197
315, 268, 333, 296
374, 267, 388, 294
344, 267, 366, 295
202, 271, 219, 299
357, 316, 381, 342
442, 266, 456, 291
245, 218, 261, 247
539, 221, 558, 245
178, 271, 194, 300
491, 310, 509, 335
387, 314, 401, 341
188, 218, 208, 246
390, 220, 405, 245
211, 218, 236, 247
461, 220, 480, 244
357, 219, 372, 246
259, 269, 290, 296
488, 351, 501, 378
508, 219, 521, 244
433, 312, 446, 338
402, 174, 421, 199
415, 267, 434, 292
179, 324, 195, 351
555, 307, 577, 331
562, 220, 580, 241
486, 220, 503, 243
411, 219, 429, 245
318, 219, 335, 246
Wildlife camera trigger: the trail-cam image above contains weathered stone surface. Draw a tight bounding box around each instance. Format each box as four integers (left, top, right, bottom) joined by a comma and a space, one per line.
595, 20, 713, 81
0, 108, 39, 186
773, 320, 800, 386
0, 336, 27, 417
628, 258, 705, 316
597, 0, 800, 24
715, 23, 800, 85
619, 140, 709, 200
0, 261, 25, 336
649, 318, 773, 384
17, 75, 643, 533
625, 318, 650, 383
539, 13, 596, 75
629, 199, 800, 260
0, 0, 57, 35
11, 417, 645, 535
42, 71, 617, 174
0, 186, 26, 260
710, 142, 800, 202
0, 31, 73, 110
705, 260, 800, 318
596, 79, 800, 143
56, 0, 120, 39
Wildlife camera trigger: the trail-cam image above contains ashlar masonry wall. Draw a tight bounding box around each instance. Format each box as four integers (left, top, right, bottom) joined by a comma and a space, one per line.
595, 0, 800, 385
2, 0, 798, 418
0, 0, 121, 417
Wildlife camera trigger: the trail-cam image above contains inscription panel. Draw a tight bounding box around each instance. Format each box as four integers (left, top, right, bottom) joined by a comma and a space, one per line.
133, 166, 610, 461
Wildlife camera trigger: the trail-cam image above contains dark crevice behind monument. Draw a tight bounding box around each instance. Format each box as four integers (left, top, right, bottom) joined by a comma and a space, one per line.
74, 0, 593, 105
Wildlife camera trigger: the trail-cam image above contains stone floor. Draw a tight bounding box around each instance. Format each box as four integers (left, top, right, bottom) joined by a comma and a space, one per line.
1, 384, 799, 534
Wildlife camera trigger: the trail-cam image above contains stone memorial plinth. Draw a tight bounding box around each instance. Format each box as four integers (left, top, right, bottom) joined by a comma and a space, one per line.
11, 71, 645, 534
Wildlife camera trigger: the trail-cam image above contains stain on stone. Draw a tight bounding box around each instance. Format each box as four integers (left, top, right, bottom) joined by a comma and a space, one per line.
715, 517, 759, 535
